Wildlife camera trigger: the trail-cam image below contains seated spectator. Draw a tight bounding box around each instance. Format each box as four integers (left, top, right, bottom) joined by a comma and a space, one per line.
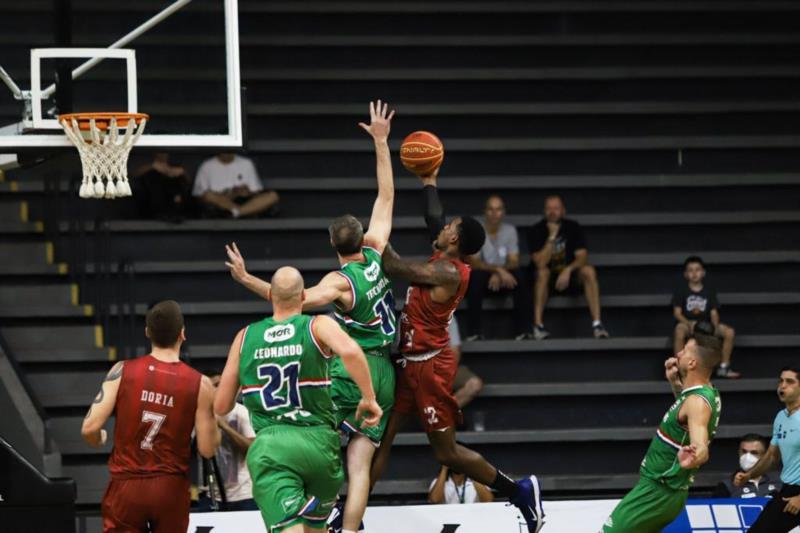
192, 153, 279, 218
428, 465, 494, 504
133, 152, 191, 221
673, 256, 740, 378
449, 318, 484, 410
527, 195, 609, 340
465, 195, 533, 341
714, 434, 781, 498
197, 373, 257, 511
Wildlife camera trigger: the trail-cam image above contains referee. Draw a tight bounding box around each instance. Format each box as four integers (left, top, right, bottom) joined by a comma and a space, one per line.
736, 366, 800, 531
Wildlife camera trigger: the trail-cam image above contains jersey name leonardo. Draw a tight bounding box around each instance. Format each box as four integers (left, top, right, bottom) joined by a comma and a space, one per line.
333, 246, 396, 355
640, 384, 721, 490
239, 314, 335, 432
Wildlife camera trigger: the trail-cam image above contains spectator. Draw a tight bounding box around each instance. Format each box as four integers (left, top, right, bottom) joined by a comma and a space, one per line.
428, 465, 494, 504
133, 152, 191, 221
714, 434, 781, 498
197, 373, 257, 511
672, 256, 740, 378
449, 318, 484, 410
465, 195, 533, 341
192, 153, 279, 218
527, 195, 609, 340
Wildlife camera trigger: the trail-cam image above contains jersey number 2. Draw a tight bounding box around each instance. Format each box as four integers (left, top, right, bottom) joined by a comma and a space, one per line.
140, 410, 166, 450
257, 362, 301, 410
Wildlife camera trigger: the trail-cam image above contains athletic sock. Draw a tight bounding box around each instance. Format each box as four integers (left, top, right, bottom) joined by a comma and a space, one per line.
592, 320, 602, 327
490, 469, 520, 500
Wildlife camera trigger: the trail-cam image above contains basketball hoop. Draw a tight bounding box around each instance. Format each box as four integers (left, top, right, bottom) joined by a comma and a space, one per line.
59, 112, 148, 199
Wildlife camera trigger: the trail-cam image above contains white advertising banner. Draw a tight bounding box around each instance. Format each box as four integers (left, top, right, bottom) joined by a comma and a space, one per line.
188, 500, 620, 532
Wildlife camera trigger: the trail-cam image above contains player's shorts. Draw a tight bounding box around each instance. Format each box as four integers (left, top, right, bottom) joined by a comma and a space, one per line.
247, 424, 343, 532
601, 477, 687, 533
101, 474, 190, 532
330, 349, 395, 445
394, 346, 462, 432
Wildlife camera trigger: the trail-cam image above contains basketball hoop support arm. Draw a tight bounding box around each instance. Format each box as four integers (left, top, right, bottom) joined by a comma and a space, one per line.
39, 0, 193, 100
0, 65, 24, 100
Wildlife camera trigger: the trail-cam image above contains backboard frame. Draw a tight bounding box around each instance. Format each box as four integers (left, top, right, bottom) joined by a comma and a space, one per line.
0, 0, 243, 152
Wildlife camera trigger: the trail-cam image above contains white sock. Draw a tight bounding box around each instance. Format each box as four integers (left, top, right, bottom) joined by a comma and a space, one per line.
231, 207, 241, 218
592, 320, 602, 327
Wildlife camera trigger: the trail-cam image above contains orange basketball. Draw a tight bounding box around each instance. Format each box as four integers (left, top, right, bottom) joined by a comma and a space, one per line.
400, 131, 444, 177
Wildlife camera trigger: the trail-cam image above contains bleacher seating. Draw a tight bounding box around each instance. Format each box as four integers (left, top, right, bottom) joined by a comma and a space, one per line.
1, 0, 799, 517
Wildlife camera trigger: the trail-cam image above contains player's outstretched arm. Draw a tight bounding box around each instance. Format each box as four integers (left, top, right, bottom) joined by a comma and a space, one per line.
196, 375, 221, 459
678, 395, 712, 469
81, 361, 124, 447
214, 328, 244, 417
360, 100, 396, 253
302, 271, 351, 310
225, 242, 271, 301
312, 315, 382, 428
382, 242, 461, 288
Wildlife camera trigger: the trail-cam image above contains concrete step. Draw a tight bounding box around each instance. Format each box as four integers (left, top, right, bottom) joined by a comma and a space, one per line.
0, 284, 75, 307
0, 200, 25, 223
0, 242, 51, 266
2, 324, 103, 351
14, 346, 113, 363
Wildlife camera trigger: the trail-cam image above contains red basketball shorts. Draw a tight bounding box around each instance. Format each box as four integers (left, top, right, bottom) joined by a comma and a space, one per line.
394, 346, 462, 431
102, 474, 190, 532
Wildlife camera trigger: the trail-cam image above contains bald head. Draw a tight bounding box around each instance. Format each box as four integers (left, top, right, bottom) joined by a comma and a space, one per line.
270, 266, 304, 304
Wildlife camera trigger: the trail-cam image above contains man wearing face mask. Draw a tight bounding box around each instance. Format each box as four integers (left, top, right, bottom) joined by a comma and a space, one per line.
714, 434, 781, 498
734, 367, 800, 532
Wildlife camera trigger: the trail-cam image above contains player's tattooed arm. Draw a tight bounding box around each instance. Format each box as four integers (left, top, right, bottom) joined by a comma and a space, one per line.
382, 243, 460, 288
81, 361, 124, 448
225, 242, 272, 301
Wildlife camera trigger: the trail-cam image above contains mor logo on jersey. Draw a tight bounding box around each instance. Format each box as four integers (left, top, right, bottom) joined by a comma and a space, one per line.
364, 261, 380, 282
264, 324, 295, 343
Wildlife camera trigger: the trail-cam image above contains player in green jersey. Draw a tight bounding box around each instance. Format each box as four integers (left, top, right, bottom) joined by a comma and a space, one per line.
225, 100, 396, 533
601, 332, 723, 533
214, 266, 382, 533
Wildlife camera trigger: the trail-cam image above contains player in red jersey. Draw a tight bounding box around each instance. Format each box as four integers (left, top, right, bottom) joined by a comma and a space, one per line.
81, 300, 220, 532
371, 169, 546, 532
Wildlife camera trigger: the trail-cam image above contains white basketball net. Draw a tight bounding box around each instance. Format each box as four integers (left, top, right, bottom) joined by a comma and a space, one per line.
60, 116, 147, 199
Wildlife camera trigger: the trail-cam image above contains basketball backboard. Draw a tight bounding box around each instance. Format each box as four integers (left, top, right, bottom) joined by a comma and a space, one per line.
0, 0, 242, 155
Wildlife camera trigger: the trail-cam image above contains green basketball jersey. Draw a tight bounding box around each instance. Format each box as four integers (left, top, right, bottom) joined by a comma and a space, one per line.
333, 246, 396, 355
239, 314, 335, 432
640, 384, 721, 490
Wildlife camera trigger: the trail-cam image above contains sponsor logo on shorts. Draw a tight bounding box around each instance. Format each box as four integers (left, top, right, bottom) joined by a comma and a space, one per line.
264, 324, 295, 343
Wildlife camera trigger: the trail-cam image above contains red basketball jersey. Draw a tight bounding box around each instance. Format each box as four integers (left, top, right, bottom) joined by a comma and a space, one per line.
399, 252, 471, 355
108, 354, 201, 480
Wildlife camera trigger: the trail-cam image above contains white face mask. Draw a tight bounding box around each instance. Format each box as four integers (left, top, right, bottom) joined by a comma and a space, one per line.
740, 452, 759, 472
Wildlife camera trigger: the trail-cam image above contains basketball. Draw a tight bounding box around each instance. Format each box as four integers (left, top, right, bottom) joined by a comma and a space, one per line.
400, 131, 444, 177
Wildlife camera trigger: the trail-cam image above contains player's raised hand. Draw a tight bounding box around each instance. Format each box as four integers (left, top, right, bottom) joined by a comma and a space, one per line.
358, 99, 395, 142
419, 165, 440, 187
356, 397, 383, 429
225, 242, 249, 283
678, 444, 699, 469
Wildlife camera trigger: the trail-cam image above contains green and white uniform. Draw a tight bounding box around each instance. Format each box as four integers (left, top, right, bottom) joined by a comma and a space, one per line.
240, 314, 343, 532
331, 245, 396, 444
603, 384, 721, 533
